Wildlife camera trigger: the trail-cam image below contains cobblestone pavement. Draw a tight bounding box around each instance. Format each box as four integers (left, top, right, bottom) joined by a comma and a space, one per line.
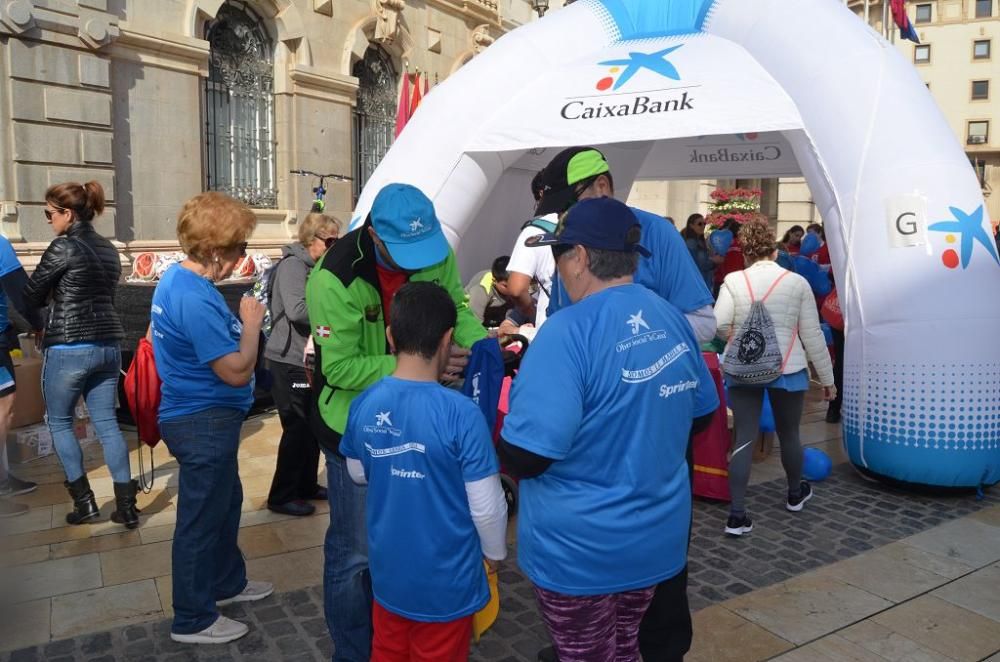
2, 464, 996, 662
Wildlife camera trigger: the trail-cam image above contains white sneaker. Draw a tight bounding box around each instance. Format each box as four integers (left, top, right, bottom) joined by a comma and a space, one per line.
216, 580, 274, 606
170, 616, 248, 644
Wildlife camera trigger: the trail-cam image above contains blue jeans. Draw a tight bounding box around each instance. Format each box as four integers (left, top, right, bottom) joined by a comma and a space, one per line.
42, 344, 131, 483
322, 448, 372, 662
161, 407, 248, 634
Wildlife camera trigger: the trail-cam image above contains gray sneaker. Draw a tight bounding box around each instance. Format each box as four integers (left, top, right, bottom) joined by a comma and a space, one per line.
170, 616, 248, 644
216, 580, 274, 607
0, 475, 37, 498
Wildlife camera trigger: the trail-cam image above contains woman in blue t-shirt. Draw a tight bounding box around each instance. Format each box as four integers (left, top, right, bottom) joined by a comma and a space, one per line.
151, 192, 272, 646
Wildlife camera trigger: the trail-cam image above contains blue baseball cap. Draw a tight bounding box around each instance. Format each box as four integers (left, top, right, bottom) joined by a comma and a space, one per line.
526, 197, 650, 257
370, 183, 450, 270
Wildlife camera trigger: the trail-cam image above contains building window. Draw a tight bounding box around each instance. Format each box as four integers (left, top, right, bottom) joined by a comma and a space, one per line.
974, 39, 991, 59
972, 80, 990, 100
914, 44, 931, 63
352, 45, 397, 203
967, 121, 989, 145
975, 0, 992, 17
915, 3, 932, 23
203, 1, 277, 208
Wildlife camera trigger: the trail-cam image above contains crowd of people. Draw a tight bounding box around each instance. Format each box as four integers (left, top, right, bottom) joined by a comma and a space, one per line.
0, 153, 844, 660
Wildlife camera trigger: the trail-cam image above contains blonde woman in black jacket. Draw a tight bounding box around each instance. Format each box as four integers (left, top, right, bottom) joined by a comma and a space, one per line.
24, 181, 137, 529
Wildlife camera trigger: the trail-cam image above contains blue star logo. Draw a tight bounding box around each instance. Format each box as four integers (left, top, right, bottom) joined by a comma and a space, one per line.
928, 205, 1000, 268
599, 45, 683, 91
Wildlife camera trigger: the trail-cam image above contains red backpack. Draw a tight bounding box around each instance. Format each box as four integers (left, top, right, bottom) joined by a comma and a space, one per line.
124, 336, 162, 448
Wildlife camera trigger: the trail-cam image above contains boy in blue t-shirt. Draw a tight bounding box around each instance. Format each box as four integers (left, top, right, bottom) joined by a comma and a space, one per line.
340, 281, 508, 660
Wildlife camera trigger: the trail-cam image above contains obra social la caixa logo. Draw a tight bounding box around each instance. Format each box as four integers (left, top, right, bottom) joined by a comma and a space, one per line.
560, 45, 694, 120
927, 204, 999, 270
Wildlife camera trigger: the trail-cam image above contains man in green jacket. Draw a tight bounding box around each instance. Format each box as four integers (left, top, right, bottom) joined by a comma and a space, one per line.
306, 182, 485, 661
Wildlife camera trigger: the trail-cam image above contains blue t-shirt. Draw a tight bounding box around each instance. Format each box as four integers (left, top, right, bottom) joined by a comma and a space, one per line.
340, 377, 499, 622
0, 236, 22, 336
503, 284, 718, 595
151, 264, 253, 420
548, 206, 715, 317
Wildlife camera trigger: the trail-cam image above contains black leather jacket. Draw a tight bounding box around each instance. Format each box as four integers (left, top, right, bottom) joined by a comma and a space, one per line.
24, 222, 124, 348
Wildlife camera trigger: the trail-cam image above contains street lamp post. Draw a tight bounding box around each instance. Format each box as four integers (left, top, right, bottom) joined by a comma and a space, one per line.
532, 0, 550, 17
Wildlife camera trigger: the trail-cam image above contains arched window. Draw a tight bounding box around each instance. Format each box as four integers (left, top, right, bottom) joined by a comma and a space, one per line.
352, 45, 397, 202
204, 1, 277, 208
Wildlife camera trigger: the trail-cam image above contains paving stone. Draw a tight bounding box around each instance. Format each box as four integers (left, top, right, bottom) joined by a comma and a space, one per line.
300, 617, 328, 638
124, 626, 149, 642
291, 602, 319, 618
316, 637, 334, 658
44, 640, 76, 657
253, 605, 288, 623
10, 465, 996, 662
275, 635, 312, 656
235, 631, 269, 656
124, 640, 156, 657
262, 620, 296, 637
80, 632, 113, 655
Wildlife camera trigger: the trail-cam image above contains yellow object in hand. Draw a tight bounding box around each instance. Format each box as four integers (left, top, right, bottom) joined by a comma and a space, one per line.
9, 349, 22, 359
472, 560, 500, 642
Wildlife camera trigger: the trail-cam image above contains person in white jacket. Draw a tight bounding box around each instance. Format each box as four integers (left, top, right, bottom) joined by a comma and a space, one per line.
715, 220, 836, 537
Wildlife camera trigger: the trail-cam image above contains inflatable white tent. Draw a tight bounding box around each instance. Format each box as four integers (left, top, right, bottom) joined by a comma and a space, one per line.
352, 0, 1000, 489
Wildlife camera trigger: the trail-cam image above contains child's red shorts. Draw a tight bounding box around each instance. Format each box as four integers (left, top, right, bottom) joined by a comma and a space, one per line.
372, 601, 472, 662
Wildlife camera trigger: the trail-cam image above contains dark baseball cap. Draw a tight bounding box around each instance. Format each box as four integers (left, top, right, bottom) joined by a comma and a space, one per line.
526, 197, 650, 257
533, 147, 611, 217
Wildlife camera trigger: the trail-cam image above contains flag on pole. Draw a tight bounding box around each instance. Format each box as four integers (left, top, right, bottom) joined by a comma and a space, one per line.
410, 71, 424, 115
394, 72, 411, 138
890, 0, 920, 43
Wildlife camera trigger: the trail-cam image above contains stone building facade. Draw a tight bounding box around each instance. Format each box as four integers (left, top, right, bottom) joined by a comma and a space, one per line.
0, 0, 537, 268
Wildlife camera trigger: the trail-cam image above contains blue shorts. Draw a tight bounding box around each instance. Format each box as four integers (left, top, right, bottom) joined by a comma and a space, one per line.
0, 347, 15, 396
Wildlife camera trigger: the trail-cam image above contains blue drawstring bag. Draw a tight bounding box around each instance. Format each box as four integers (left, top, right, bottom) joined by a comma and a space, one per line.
462, 338, 504, 432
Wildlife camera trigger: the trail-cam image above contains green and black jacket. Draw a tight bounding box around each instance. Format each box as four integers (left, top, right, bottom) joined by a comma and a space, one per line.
305, 219, 486, 448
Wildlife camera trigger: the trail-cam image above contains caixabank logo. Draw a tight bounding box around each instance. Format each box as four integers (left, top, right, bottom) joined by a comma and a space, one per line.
928, 205, 1000, 270
560, 44, 695, 121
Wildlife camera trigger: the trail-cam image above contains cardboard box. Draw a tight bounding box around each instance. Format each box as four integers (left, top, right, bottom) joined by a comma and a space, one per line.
6, 422, 53, 464
7, 417, 96, 465
10, 356, 44, 429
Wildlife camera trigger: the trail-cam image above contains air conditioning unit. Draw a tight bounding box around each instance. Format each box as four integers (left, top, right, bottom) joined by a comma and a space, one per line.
968, 135, 987, 145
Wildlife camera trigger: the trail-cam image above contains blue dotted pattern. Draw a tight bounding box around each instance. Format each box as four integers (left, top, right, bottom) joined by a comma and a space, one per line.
843, 362, 1000, 486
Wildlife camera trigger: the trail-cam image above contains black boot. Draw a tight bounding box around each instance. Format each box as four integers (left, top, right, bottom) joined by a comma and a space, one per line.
110, 479, 141, 529
64, 476, 100, 525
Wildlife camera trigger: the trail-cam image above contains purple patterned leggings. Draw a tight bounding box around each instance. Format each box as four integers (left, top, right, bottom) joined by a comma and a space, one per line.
533, 584, 657, 662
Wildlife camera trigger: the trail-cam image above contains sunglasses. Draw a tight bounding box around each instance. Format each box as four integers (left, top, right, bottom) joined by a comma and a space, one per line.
44, 208, 65, 220
315, 234, 337, 248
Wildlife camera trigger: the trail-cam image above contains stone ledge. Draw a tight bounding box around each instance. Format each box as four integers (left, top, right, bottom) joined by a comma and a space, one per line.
287, 65, 359, 105
424, 0, 501, 25
110, 26, 209, 76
